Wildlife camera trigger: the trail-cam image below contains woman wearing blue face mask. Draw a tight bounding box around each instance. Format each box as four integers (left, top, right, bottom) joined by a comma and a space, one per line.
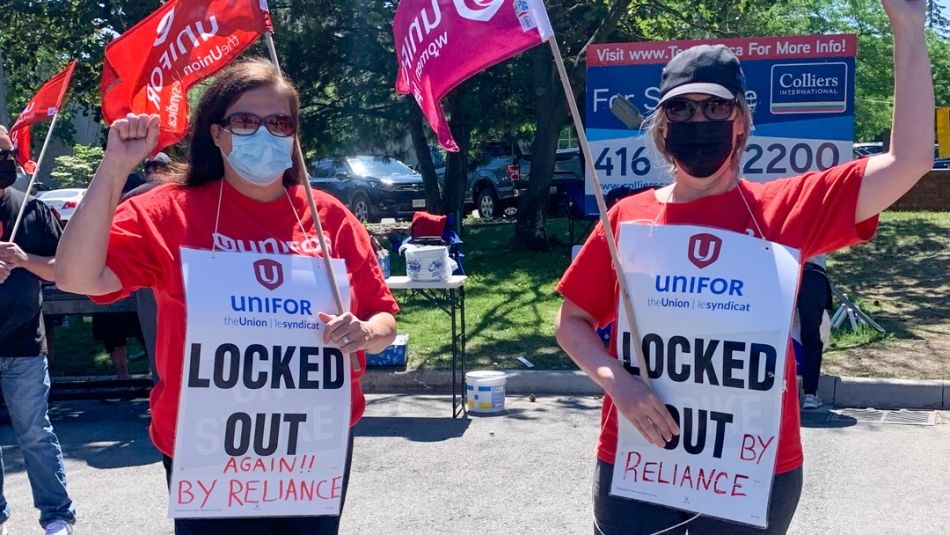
56, 58, 398, 534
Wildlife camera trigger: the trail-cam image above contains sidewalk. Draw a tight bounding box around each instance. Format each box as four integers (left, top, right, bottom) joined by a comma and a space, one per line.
362, 369, 950, 409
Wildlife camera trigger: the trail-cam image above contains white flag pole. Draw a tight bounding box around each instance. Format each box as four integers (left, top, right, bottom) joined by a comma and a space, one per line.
10, 112, 61, 240
265, 32, 362, 372
546, 36, 652, 388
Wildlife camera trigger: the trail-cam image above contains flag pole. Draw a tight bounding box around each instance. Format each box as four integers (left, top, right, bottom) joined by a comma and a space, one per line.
10, 112, 61, 240
264, 32, 361, 372
546, 36, 652, 388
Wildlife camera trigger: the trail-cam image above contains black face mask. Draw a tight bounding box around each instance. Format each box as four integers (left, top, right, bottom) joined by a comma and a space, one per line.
0, 160, 17, 189
665, 120, 736, 178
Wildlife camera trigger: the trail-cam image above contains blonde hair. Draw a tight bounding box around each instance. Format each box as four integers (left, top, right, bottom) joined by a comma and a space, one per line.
642, 94, 753, 174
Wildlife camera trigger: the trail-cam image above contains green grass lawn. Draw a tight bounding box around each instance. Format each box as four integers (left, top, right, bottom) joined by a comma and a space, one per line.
390, 218, 580, 370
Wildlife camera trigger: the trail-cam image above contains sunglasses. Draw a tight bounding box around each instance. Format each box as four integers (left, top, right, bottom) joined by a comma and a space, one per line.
663, 98, 737, 123
219, 112, 297, 138
0, 149, 16, 161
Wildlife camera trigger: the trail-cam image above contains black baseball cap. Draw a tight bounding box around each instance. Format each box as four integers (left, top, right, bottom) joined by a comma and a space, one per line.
657, 45, 746, 105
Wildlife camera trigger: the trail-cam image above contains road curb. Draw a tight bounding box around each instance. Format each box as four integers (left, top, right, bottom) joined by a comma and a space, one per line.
362, 369, 949, 409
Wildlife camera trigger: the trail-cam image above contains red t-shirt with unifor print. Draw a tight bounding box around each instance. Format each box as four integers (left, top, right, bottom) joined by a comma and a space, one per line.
557, 158, 877, 474
91, 180, 399, 458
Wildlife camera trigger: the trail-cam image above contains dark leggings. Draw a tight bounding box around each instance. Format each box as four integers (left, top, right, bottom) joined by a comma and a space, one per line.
593, 460, 803, 535
797, 266, 831, 395
162, 435, 354, 535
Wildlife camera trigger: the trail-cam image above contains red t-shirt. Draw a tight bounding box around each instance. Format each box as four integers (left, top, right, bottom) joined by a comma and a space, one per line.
92, 180, 399, 458
557, 159, 877, 474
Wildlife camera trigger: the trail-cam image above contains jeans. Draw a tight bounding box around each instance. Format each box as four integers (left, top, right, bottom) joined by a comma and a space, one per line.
593, 459, 802, 535
0, 356, 75, 528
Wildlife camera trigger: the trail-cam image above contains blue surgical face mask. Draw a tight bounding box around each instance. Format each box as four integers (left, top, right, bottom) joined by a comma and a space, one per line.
222, 128, 294, 186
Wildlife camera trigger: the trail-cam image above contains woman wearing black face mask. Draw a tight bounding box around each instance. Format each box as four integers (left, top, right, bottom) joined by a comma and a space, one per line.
556, 2, 935, 534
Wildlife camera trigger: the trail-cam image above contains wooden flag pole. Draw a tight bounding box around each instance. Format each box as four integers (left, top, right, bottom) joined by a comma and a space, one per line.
547, 36, 652, 388
264, 32, 361, 372
10, 112, 61, 240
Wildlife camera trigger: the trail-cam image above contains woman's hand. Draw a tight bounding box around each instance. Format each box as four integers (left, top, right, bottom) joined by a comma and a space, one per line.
882, 0, 926, 28
555, 299, 679, 449
609, 372, 680, 448
318, 311, 396, 355
103, 113, 161, 175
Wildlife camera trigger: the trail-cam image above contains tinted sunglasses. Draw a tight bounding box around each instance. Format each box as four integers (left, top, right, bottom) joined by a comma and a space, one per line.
219, 112, 296, 137
663, 98, 737, 123
0, 149, 16, 161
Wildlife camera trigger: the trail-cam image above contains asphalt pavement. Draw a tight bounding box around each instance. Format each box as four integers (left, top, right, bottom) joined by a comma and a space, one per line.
0, 395, 947, 534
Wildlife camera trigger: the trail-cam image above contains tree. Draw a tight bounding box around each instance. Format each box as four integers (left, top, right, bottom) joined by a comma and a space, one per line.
514, 0, 635, 250
0, 0, 162, 145
49, 144, 104, 188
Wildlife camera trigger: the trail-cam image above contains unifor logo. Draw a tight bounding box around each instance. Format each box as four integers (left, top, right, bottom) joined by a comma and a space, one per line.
688, 233, 722, 269
253, 259, 284, 291
452, 0, 505, 21
154, 8, 176, 46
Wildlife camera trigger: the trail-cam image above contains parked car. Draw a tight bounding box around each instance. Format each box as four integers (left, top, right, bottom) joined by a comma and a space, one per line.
310, 156, 427, 222
933, 145, 949, 169
854, 142, 949, 169
853, 142, 884, 159
461, 141, 530, 218
10, 165, 52, 196
38, 188, 86, 224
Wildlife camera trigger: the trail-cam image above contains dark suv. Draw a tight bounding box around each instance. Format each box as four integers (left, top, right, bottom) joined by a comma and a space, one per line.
310, 156, 427, 222
464, 142, 530, 218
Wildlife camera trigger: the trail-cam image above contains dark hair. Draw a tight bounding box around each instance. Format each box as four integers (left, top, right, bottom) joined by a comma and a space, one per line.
181, 57, 304, 187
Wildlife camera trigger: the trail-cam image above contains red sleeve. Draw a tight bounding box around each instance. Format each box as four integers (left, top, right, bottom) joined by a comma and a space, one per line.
555, 210, 620, 327
89, 198, 165, 304
333, 209, 399, 320
758, 158, 879, 258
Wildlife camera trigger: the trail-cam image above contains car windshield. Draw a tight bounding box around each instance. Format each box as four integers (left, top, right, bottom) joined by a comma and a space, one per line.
347, 157, 416, 177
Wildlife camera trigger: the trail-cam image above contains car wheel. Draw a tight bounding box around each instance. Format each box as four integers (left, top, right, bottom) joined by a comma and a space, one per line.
476, 187, 500, 219
350, 193, 371, 222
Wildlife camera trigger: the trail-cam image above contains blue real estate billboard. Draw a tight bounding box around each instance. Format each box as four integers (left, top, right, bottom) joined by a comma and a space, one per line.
584, 34, 857, 216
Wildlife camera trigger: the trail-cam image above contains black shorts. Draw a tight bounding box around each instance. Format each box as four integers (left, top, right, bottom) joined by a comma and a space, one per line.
593, 459, 803, 535
91, 312, 145, 352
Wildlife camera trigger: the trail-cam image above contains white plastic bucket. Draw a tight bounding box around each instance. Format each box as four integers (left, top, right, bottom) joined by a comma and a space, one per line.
466, 371, 507, 414
402, 245, 452, 281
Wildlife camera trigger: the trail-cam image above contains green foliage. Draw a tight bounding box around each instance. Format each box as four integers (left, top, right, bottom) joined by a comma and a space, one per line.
50, 144, 104, 188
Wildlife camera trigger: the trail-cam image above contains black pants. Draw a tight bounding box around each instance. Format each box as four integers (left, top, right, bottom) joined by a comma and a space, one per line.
162, 435, 354, 535
593, 459, 803, 535
797, 266, 831, 395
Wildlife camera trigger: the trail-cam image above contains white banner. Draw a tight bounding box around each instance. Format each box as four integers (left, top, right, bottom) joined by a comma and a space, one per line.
169, 248, 351, 518
611, 223, 800, 528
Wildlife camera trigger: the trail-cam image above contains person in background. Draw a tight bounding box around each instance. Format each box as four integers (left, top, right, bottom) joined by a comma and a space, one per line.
0, 126, 75, 535
798, 255, 833, 409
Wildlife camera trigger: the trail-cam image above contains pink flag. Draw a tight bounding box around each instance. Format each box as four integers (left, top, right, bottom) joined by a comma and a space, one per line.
394, 0, 553, 151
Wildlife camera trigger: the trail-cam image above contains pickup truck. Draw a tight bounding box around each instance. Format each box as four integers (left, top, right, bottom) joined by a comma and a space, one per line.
463, 142, 530, 218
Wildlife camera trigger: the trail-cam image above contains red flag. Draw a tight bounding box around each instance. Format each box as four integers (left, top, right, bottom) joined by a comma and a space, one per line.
394, 0, 553, 151
8, 60, 77, 172
101, 0, 273, 152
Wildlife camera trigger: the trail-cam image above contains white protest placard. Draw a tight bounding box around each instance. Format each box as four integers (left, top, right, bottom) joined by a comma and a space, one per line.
611, 223, 800, 528
170, 248, 351, 518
